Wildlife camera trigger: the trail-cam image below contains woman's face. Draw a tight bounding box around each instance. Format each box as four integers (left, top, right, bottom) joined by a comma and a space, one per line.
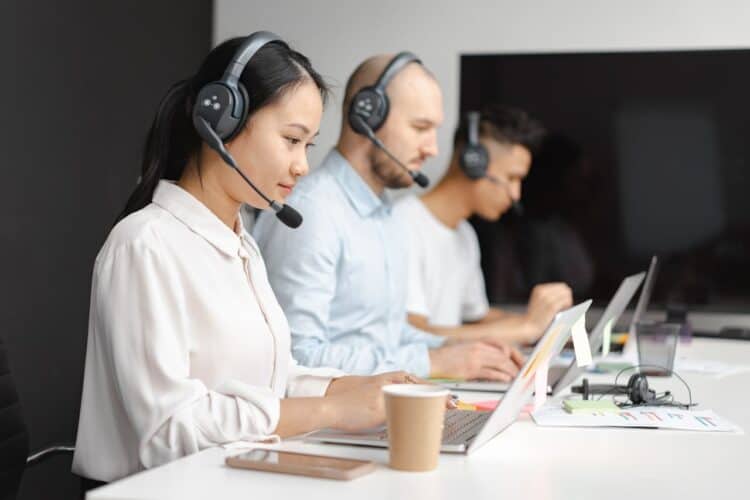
221, 78, 323, 209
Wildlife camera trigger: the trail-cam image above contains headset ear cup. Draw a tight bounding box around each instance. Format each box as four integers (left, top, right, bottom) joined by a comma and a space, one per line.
193, 82, 241, 141
460, 143, 490, 180
627, 374, 640, 404
348, 86, 389, 135
627, 374, 650, 405
223, 82, 249, 142
581, 378, 590, 400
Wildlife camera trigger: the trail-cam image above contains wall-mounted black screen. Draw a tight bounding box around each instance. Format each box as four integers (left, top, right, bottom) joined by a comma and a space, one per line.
461, 49, 750, 312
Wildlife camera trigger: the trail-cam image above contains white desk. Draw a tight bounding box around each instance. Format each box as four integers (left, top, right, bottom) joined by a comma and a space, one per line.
88, 339, 750, 500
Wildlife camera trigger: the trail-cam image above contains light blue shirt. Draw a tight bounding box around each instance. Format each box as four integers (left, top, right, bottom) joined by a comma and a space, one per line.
253, 149, 445, 377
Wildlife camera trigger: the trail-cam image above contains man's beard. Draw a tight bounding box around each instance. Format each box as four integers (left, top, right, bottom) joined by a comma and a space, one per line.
370, 150, 413, 189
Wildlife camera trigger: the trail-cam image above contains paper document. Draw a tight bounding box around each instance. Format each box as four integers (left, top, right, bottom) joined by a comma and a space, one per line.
675, 358, 750, 379
532, 405, 741, 433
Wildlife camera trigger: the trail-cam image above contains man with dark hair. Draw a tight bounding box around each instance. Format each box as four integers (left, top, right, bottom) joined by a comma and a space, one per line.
395, 105, 573, 345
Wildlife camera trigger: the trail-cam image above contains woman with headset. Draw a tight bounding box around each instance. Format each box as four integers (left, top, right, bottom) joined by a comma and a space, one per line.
72, 33, 419, 484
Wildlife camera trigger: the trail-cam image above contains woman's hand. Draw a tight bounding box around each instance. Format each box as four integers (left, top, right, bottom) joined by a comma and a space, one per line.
324, 371, 454, 431
325, 381, 389, 431
325, 371, 423, 396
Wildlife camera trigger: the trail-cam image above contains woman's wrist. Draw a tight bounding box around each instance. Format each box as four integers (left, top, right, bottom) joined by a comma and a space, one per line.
319, 393, 344, 429
325, 375, 366, 396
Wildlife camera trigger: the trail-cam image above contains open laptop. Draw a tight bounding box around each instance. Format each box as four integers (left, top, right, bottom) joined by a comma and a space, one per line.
622, 256, 659, 361
305, 300, 591, 454
436, 271, 647, 394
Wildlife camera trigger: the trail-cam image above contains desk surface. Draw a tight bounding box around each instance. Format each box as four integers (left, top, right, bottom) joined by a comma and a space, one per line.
88, 338, 750, 500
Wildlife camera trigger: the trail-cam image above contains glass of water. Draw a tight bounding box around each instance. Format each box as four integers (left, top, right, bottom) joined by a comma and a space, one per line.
635, 321, 681, 376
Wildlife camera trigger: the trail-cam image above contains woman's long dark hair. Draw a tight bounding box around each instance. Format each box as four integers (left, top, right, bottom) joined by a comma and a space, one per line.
115, 37, 329, 224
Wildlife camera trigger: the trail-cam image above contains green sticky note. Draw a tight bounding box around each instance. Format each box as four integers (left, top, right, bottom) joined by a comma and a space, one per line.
602, 318, 614, 357
563, 399, 620, 414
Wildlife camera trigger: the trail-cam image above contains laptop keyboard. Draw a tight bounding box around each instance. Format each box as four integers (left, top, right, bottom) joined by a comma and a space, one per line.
321, 409, 491, 446
442, 410, 491, 445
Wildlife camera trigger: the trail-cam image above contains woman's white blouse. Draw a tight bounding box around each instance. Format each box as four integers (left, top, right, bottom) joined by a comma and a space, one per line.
72, 181, 342, 482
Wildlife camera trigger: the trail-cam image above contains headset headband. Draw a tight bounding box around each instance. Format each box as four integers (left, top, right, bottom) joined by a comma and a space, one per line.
467, 111, 481, 145
222, 31, 282, 87
374, 51, 422, 91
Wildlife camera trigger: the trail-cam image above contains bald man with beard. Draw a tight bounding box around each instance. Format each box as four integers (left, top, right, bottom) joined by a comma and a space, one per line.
253, 54, 523, 381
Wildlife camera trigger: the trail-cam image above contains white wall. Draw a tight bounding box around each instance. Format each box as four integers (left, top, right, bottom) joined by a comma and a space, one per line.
214, 0, 750, 182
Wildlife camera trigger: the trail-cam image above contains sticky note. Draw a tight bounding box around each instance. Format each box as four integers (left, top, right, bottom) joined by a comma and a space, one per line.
474, 400, 500, 411
571, 314, 593, 367
456, 401, 477, 411
534, 359, 549, 411
474, 399, 533, 413
563, 399, 619, 414
602, 318, 614, 357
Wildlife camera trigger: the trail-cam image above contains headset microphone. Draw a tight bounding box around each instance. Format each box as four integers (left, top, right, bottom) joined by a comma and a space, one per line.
351, 115, 430, 188
194, 116, 303, 228
485, 175, 524, 216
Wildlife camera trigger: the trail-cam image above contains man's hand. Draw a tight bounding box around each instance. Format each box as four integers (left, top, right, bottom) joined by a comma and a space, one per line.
523, 283, 573, 342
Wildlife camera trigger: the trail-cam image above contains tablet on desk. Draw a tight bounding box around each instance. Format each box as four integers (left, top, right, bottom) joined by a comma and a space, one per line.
226, 449, 376, 480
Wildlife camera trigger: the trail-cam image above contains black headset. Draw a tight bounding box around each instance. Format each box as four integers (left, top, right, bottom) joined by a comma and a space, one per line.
345, 52, 430, 188
459, 111, 490, 180
192, 31, 280, 142
573, 374, 656, 405
347, 52, 422, 136
190, 31, 302, 228
459, 110, 524, 215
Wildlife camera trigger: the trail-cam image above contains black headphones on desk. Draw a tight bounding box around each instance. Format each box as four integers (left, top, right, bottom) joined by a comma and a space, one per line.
573, 374, 656, 405
571, 365, 696, 409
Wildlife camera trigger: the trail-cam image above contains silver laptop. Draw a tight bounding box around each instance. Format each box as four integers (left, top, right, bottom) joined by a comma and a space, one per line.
305, 301, 591, 454
622, 255, 659, 360
437, 271, 647, 394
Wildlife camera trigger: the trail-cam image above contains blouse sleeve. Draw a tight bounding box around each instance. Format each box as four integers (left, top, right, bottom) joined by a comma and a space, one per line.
285, 354, 346, 398
93, 239, 281, 469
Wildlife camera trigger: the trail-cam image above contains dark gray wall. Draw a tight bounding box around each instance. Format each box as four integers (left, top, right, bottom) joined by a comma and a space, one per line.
2, 2, 212, 498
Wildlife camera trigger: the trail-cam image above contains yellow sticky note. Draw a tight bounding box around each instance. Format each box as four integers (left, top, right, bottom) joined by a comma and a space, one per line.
602, 318, 614, 357
456, 401, 477, 411
571, 314, 593, 367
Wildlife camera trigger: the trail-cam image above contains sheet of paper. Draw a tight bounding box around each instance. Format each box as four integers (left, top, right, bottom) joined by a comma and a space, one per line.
532, 405, 742, 433
602, 318, 614, 357
534, 359, 549, 411
675, 358, 750, 379
571, 314, 593, 367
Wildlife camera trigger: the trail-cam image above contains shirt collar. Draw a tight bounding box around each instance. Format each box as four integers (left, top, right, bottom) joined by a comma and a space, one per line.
152, 180, 244, 258
327, 149, 392, 217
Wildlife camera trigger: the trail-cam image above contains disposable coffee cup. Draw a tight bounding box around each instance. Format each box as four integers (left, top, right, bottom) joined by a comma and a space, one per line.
382, 384, 449, 472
